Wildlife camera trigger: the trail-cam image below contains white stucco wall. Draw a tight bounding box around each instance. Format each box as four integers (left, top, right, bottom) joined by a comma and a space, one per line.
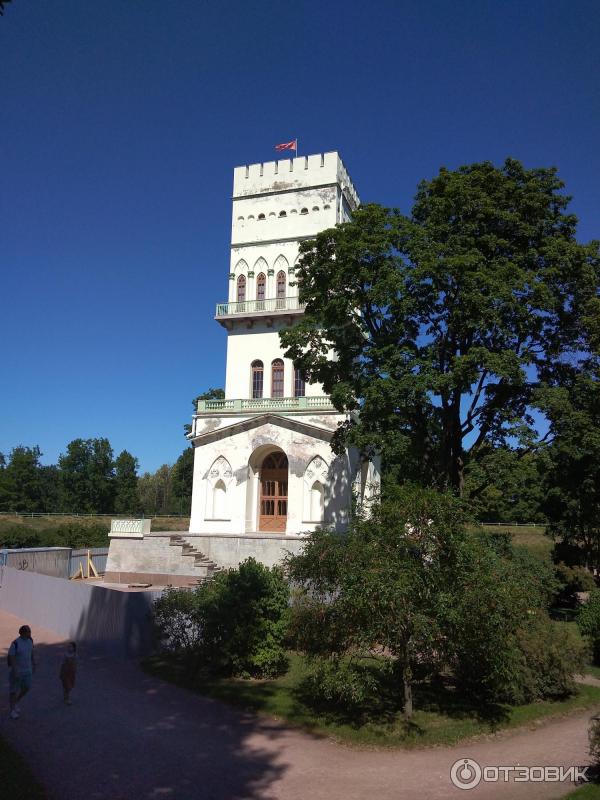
189, 417, 355, 536
224, 318, 326, 399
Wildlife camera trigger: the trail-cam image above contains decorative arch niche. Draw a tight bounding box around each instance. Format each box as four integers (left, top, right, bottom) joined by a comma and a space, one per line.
205, 456, 233, 520
303, 456, 328, 523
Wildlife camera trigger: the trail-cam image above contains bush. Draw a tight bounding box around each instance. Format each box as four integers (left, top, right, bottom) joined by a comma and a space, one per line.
152, 558, 290, 678
589, 716, 600, 765
510, 615, 588, 704
555, 562, 596, 608
577, 589, 600, 664
152, 586, 203, 653
0, 522, 109, 549
299, 657, 380, 713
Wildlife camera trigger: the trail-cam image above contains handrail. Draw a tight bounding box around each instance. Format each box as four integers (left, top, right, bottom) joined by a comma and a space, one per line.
197, 396, 335, 413
216, 296, 305, 316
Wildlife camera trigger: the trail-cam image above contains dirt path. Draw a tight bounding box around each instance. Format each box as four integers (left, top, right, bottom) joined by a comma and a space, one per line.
0, 610, 595, 800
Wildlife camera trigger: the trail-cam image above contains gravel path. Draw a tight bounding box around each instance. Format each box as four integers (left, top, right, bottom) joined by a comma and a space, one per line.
0, 610, 596, 800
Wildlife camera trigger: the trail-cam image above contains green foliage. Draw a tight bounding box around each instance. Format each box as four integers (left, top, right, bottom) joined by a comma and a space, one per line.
578, 590, 600, 665
287, 485, 469, 717
555, 562, 596, 607
152, 586, 203, 652
298, 657, 380, 713
59, 438, 115, 513
0, 522, 109, 549
281, 161, 599, 496
184, 388, 224, 434
544, 371, 600, 570
589, 716, 600, 766
152, 558, 290, 679
171, 448, 194, 514
510, 616, 587, 704
114, 450, 140, 513
0, 446, 44, 512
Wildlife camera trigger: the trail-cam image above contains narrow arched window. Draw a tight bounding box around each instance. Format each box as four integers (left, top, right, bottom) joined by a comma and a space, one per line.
300, 207, 308, 215
237, 275, 246, 303
279, 210, 287, 217
213, 480, 227, 519
310, 481, 324, 521
276, 270, 286, 299
252, 360, 264, 399
271, 359, 284, 398
294, 367, 305, 397
256, 272, 266, 301
258, 213, 265, 221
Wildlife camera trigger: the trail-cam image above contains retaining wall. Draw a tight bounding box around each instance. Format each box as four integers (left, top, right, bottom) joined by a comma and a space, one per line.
0, 567, 161, 657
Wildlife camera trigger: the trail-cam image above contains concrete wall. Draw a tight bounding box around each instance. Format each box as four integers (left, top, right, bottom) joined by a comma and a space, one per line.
180, 533, 306, 570
0, 567, 160, 657
0, 547, 71, 578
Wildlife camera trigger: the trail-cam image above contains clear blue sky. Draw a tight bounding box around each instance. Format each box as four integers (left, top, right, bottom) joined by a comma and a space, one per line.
1, 0, 598, 473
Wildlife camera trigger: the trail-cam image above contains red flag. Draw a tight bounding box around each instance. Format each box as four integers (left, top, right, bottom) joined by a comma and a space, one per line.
275, 139, 297, 152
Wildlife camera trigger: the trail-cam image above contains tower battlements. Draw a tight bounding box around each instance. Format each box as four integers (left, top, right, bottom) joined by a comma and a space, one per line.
233, 151, 359, 209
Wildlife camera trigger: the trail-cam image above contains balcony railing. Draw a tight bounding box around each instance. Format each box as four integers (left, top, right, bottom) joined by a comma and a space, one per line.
215, 296, 305, 317
196, 396, 336, 414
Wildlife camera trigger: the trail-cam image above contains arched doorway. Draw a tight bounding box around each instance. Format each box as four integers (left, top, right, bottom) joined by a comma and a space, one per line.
259, 452, 288, 532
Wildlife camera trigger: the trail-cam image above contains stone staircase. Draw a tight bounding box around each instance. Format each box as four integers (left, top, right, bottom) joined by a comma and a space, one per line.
168, 534, 223, 585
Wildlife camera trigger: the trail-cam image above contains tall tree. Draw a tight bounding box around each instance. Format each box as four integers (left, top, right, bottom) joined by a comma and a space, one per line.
59, 438, 115, 513
171, 447, 194, 514
0, 446, 44, 512
114, 450, 140, 514
281, 160, 599, 495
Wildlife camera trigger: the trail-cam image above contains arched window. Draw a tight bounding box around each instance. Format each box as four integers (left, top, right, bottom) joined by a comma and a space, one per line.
279, 210, 287, 217
213, 480, 227, 519
258, 213, 265, 221
251, 360, 264, 399
256, 272, 266, 302
237, 275, 246, 303
276, 270, 286, 300
271, 359, 284, 398
310, 481, 324, 521
300, 207, 308, 215
312, 206, 320, 212
294, 367, 306, 397
323, 204, 331, 210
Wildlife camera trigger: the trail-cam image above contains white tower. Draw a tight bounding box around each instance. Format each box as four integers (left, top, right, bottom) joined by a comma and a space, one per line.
187, 152, 375, 565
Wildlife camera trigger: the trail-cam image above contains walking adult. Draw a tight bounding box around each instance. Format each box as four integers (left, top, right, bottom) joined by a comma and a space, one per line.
8, 624, 35, 719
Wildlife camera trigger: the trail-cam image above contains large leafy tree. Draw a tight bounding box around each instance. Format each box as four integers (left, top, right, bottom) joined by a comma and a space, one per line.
0, 446, 44, 512
114, 450, 140, 514
542, 370, 600, 569
59, 438, 115, 513
184, 388, 225, 435
281, 160, 599, 495
171, 447, 194, 514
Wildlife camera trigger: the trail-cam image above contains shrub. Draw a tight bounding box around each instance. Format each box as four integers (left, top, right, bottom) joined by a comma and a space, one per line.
554, 562, 596, 608
299, 657, 380, 713
577, 589, 600, 664
152, 586, 203, 653
152, 558, 290, 678
510, 614, 588, 703
589, 716, 600, 765
0, 523, 109, 549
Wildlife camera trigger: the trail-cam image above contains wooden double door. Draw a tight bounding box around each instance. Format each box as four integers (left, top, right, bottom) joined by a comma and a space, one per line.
259, 452, 288, 532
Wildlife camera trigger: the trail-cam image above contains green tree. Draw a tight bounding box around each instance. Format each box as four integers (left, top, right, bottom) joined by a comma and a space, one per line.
184, 388, 225, 435
114, 450, 140, 514
281, 160, 599, 495
543, 371, 600, 569
171, 447, 194, 514
138, 464, 174, 515
59, 438, 115, 513
287, 486, 469, 718
0, 446, 44, 512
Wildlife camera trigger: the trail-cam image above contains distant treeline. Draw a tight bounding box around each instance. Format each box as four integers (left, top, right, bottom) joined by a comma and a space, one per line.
0, 438, 193, 516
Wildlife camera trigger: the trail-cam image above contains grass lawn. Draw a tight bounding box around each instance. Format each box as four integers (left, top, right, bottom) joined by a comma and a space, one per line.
0, 735, 46, 800
143, 652, 600, 749
480, 524, 554, 559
